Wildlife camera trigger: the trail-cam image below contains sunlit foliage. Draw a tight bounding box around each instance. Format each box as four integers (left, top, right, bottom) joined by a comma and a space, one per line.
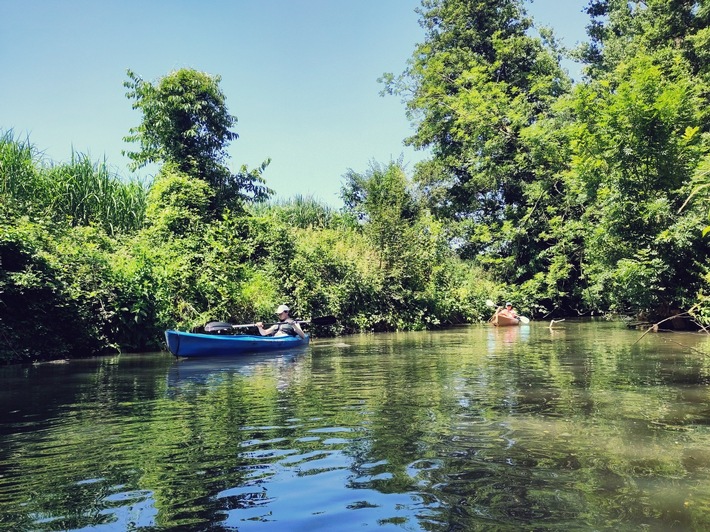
123, 69, 272, 213
0, 130, 147, 235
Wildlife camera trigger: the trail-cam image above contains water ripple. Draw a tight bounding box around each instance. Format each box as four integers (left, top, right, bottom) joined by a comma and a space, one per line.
3, 329, 710, 530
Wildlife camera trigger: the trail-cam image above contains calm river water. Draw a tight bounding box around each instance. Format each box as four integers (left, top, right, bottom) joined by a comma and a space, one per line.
2, 321, 710, 531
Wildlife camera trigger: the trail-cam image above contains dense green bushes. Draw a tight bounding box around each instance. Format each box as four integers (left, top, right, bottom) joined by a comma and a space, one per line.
0, 216, 121, 361
0, 137, 494, 363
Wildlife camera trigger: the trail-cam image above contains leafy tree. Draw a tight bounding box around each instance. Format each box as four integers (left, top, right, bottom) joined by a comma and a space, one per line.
341, 160, 455, 327
341, 160, 423, 270
571, 10, 710, 317
381, 0, 710, 320
124, 68, 271, 214
381, 0, 576, 313
581, 0, 710, 77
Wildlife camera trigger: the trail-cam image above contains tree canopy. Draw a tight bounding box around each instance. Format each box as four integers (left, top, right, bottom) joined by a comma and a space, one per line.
123, 68, 272, 214
383, 0, 710, 319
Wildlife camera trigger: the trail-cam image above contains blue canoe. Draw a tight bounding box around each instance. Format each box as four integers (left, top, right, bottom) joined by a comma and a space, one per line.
165, 330, 310, 357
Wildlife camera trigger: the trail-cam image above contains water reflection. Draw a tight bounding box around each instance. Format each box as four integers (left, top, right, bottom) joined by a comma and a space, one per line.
1, 323, 710, 530
166, 350, 307, 393
486, 323, 530, 352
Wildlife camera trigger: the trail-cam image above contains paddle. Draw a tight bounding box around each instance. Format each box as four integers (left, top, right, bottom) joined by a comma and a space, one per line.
485, 300, 530, 324
230, 315, 337, 329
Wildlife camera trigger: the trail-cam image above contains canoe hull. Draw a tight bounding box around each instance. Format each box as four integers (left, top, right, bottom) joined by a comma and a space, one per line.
165, 330, 310, 357
492, 314, 520, 327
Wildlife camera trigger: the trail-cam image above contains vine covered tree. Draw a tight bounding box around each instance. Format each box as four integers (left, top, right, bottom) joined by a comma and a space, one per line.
124, 68, 271, 214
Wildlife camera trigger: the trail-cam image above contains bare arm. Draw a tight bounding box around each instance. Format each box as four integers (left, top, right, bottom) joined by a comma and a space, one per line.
292, 321, 306, 339
255, 322, 277, 336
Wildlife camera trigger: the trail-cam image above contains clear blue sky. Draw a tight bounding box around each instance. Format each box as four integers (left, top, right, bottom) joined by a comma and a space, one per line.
1, 0, 589, 207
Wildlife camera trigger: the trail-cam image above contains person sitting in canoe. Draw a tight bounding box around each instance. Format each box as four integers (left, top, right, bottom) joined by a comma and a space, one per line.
256, 304, 307, 339
497, 302, 519, 320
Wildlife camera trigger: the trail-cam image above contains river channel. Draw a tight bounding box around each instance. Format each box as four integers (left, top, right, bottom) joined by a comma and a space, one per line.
2, 320, 710, 530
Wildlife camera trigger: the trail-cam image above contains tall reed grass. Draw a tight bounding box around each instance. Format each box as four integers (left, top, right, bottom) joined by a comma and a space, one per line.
250, 194, 339, 229
0, 130, 45, 207
46, 153, 148, 234
1, 130, 148, 235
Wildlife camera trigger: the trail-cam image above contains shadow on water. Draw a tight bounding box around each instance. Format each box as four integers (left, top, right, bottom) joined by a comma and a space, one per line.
2, 321, 710, 530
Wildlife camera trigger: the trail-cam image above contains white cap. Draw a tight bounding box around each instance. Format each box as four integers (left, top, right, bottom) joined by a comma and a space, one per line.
275, 304, 290, 314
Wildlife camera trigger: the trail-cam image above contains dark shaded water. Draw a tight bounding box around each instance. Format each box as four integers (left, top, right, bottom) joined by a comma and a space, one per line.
2, 321, 710, 531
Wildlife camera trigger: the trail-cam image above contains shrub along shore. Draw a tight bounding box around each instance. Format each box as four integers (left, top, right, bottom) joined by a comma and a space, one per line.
4, 0, 710, 363
0, 132, 500, 363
